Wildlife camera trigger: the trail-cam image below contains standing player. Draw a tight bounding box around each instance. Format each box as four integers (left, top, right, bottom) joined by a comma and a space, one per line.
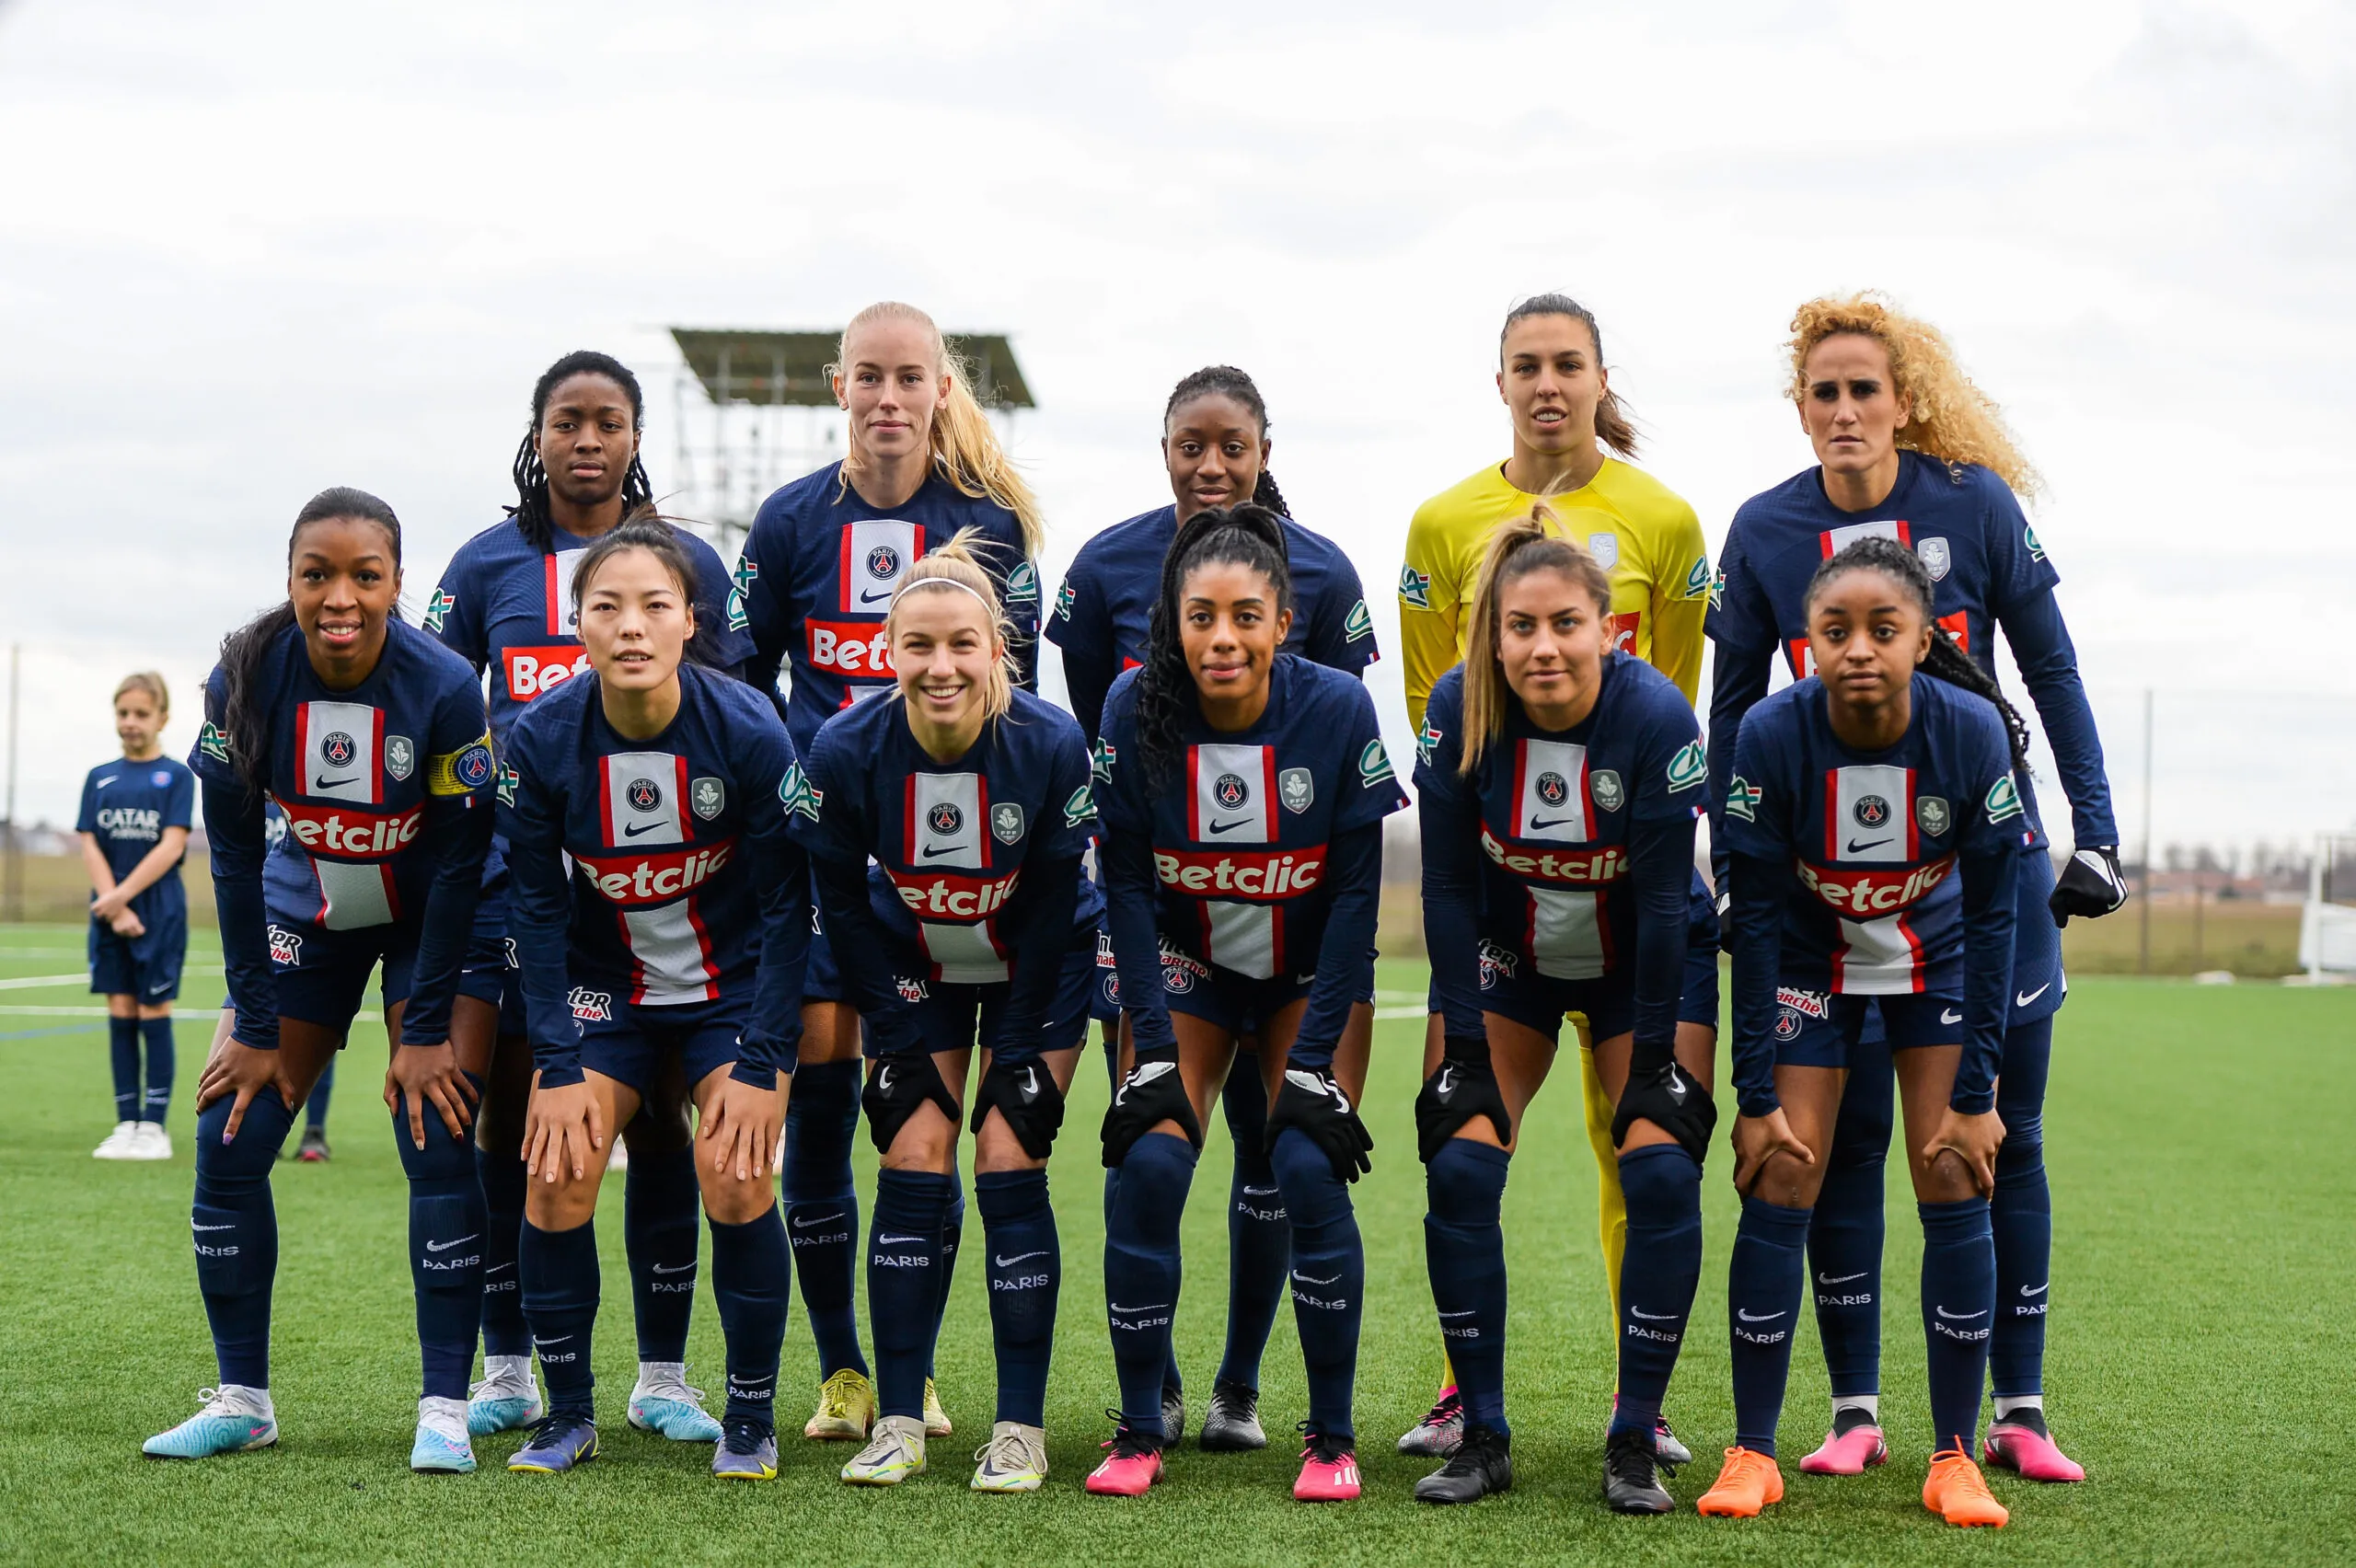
150, 488, 498, 1471
1411, 511, 1716, 1510
80, 673, 194, 1160
1706, 294, 2122, 1482
432, 350, 754, 1445
500, 520, 807, 1481
791, 537, 1099, 1492
1088, 504, 1406, 1502
1396, 294, 1715, 1463
1697, 536, 2024, 1528
1046, 364, 1379, 1450
735, 301, 1044, 1445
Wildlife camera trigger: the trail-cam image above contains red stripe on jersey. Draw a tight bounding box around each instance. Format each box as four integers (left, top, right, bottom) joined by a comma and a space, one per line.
376, 864, 402, 922
1256, 749, 1276, 844
598, 761, 617, 849
902, 772, 917, 866
1903, 767, 1922, 859
364, 707, 383, 805
837, 528, 855, 612
1823, 769, 1841, 863
543, 555, 565, 637
294, 703, 311, 793
1186, 745, 1203, 841
976, 774, 996, 870
682, 897, 719, 1003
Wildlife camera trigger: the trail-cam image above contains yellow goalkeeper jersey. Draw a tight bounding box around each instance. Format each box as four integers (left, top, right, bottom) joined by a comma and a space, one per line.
1399, 457, 1710, 732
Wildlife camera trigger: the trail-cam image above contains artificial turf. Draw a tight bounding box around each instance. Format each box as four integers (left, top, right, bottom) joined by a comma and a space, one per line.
0, 924, 2348, 1565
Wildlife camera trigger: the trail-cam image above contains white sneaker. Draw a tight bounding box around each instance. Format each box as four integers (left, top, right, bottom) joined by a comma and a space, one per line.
94, 1121, 141, 1159
842, 1413, 927, 1485
971, 1420, 1048, 1492
126, 1123, 173, 1161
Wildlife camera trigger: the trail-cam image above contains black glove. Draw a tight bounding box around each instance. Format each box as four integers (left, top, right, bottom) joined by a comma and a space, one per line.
1266, 1065, 1373, 1183
1101, 1048, 1201, 1169
1611, 1055, 1719, 1166
1414, 1034, 1513, 1164
860, 1053, 961, 1155
970, 1055, 1066, 1160
2049, 846, 2128, 928
1715, 886, 1736, 954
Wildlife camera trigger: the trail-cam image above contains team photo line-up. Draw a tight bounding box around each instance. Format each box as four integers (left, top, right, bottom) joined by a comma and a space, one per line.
110, 289, 2131, 1527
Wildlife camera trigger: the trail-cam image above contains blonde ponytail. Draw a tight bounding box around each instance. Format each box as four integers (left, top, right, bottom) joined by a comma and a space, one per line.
885, 526, 1021, 722
1457, 503, 1613, 776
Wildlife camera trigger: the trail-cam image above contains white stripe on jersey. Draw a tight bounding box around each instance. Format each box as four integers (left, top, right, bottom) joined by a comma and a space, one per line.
1820, 518, 1906, 557
1189, 744, 1278, 976
1830, 765, 1912, 865
547, 548, 589, 636
314, 859, 397, 930
1527, 885, 1607, 980
847, 520, 919, 613
1515, 740, 1590, 844
301, 700, 380, 804
1833, 913, 1922, 994
604, 753, 686, 847
909, 772, 987, 870
920, 920, 1009, 985
619, 900, 718, 1004
1202, 903, 1277, 981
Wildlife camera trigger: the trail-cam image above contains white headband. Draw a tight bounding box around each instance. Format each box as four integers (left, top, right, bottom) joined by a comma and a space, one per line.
893, 574, 995, 610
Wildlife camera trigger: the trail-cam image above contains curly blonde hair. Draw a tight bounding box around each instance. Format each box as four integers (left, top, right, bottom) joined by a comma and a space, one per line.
1786, 292, 2041, 501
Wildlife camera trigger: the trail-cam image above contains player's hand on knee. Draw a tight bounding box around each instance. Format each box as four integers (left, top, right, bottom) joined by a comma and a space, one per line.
970, 1055, 1066, 1161
1922, 1106, 2005, 1198
1612, 1056, 1717, 1164
702, 1073, 784, 1183
1731, 1107, 1811, 1197
525, 1074, 603, 1184
386, 1042, 477, 1149
199, 1040, 295, 1142
1101, 1047, 1200, 1168
1414, 1034, 1512, 1163
1267, 1064, 1374, 1183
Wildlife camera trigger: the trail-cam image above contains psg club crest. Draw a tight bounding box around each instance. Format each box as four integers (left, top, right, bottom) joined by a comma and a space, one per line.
1852, 793, 1891, 829
930, 801, 964, 836
1214, 772, 1250, 811
1918, 536, 1952, 582
1917, 795, 1951, 836
628, 777, 664, 813
1773, 1007, 1803, 1042
1536, 770, 1571, 808
1279, 767, 1314, 814
1589, 769, 1624, 813
691, 777, 725, 821
384, 735, 415, 781
867, 544, 901, 580
992, 802, 1025, 844
322, 731, 357, 768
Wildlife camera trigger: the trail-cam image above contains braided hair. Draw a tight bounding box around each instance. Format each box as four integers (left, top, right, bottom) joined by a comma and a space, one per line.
1133, 503, 1294, 791
1803, 535, 2031, 772
1163, 365, 1290, 518
217, 487, 404, 797
508, 351, 655, 550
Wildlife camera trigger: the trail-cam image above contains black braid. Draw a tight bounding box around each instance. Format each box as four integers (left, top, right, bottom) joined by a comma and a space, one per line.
1165, 364, 1290, 517
1134, 503, 1295, 793
218, 488, 404, 798
1804, 535, 2032, 772
508, 350, 656, 550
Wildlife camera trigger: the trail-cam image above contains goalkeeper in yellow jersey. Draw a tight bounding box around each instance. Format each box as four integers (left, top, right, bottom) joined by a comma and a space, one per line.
1396, 294, 1717, 1472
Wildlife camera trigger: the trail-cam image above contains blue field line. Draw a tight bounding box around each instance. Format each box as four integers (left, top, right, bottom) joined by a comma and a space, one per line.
0, 1025, 104, 1042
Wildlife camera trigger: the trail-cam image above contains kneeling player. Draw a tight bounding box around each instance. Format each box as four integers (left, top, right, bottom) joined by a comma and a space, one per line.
1700, 536, 2023, 1528
1411, 511, 1716, 1509
792, 536, 1099, 1492
502, 520, 809, 1481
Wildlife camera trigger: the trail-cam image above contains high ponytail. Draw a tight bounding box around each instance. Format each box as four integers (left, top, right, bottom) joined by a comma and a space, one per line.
1133, 503, 1294, 792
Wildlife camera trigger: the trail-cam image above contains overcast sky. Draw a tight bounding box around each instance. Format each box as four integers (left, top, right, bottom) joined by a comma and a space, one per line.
4, 0, 2350, 857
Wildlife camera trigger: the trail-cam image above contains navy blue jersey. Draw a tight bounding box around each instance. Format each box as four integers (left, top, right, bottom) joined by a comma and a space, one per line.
1414, 656, 1704, 1041
1098, 655, 1403, 996
1706, 453, 2116, 851
429, 515, 753, 747
734, 462, 1041, 755
1046, 505, 1378, 742
498, 663, 809, 1086
77, 755, 195, 921
1724, 674, 2023, 1112
794, 688, 1103, 983
191, 618, 496, 1044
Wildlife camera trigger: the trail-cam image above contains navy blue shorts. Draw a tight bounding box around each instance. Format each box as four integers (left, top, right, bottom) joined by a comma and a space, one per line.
458, 869, 513, 1009
267, 917, 416, 1030
872, 940, 1096, 1061
1772, 986, 1963, 1071
1471, 940, 1635, 1044
1095, 928, 1374, 1035
1159, 942, 1312, 1040
88, 914, 188, 1003
2008, 850, 2064, 1025
1680, 872, 1721, 1028
579, 993, 749, 1092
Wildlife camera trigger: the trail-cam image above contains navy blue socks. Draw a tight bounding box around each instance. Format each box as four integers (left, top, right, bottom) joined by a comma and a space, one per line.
977, 1169, 1058, 1427
1921, 1196, 1997, 1454
1218, 1073, 1289, 1391
930, 1163, 964, 1380
475, 1145, 532, 1358
782, 1058, 867, 1380
140, 1016, 175, 1123
624, 1139, 699, 1364
109, 1017, 140, 1123
191, 1090, 294, 1388
1105, 1131, 1195, 1439
1611, 1144, 1703, 1438
1728, 1194, 1813, 1458
391, 1072, 489, 1401
709, 1205, 791, 1428
1991, 1017, 2053, 1400
1271, 1126, 1362, 1442
1809, 1044, 1891, 1405
522, 1217, 602, 1419
868, 1168, 952, 1420
1423, 1138, 1511, 1436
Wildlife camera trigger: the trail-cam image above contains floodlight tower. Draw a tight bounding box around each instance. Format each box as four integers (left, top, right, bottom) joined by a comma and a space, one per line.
665, 328, 1036, 556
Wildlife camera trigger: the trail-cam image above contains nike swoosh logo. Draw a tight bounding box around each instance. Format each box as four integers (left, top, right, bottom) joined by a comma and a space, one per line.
2016, 983, 2051, 1007
859, 587, 894, 604
1019, 1066, 1039, 1100
2020, 1283, 2049, 1297
1940, 1009, 1963, 1025
1435, 1066, 1457, 1097
426, 1235, 479, 1252
1207, 817, 1251, 834
1438, 1309, 1475, 1319
995, 1251, 1048, 1268
1242, 1185, 1279, 1196
652, 1262, 694, 1274
536, 1335, 572, 1346
792, 1213, 845, 1228
98, 775, 119, 788
1292, 1273, 1339, 1286
1529, 814, 1578, 830
314, 775, 356, 790
1737, 1309, 1787, 1322
485, 1262, 514, 1274
878, 1233, 923, 1246
192, 1223, 235, 1232
921, 844, 963, 858
1819, 1271, 1867, 1285
1108, 1303, 1168, 1313
623, 820, 664, 837
1846, 836, 1891, 854
1935, 1307, 1989, 1320
1629, 1307, 1679, 1320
